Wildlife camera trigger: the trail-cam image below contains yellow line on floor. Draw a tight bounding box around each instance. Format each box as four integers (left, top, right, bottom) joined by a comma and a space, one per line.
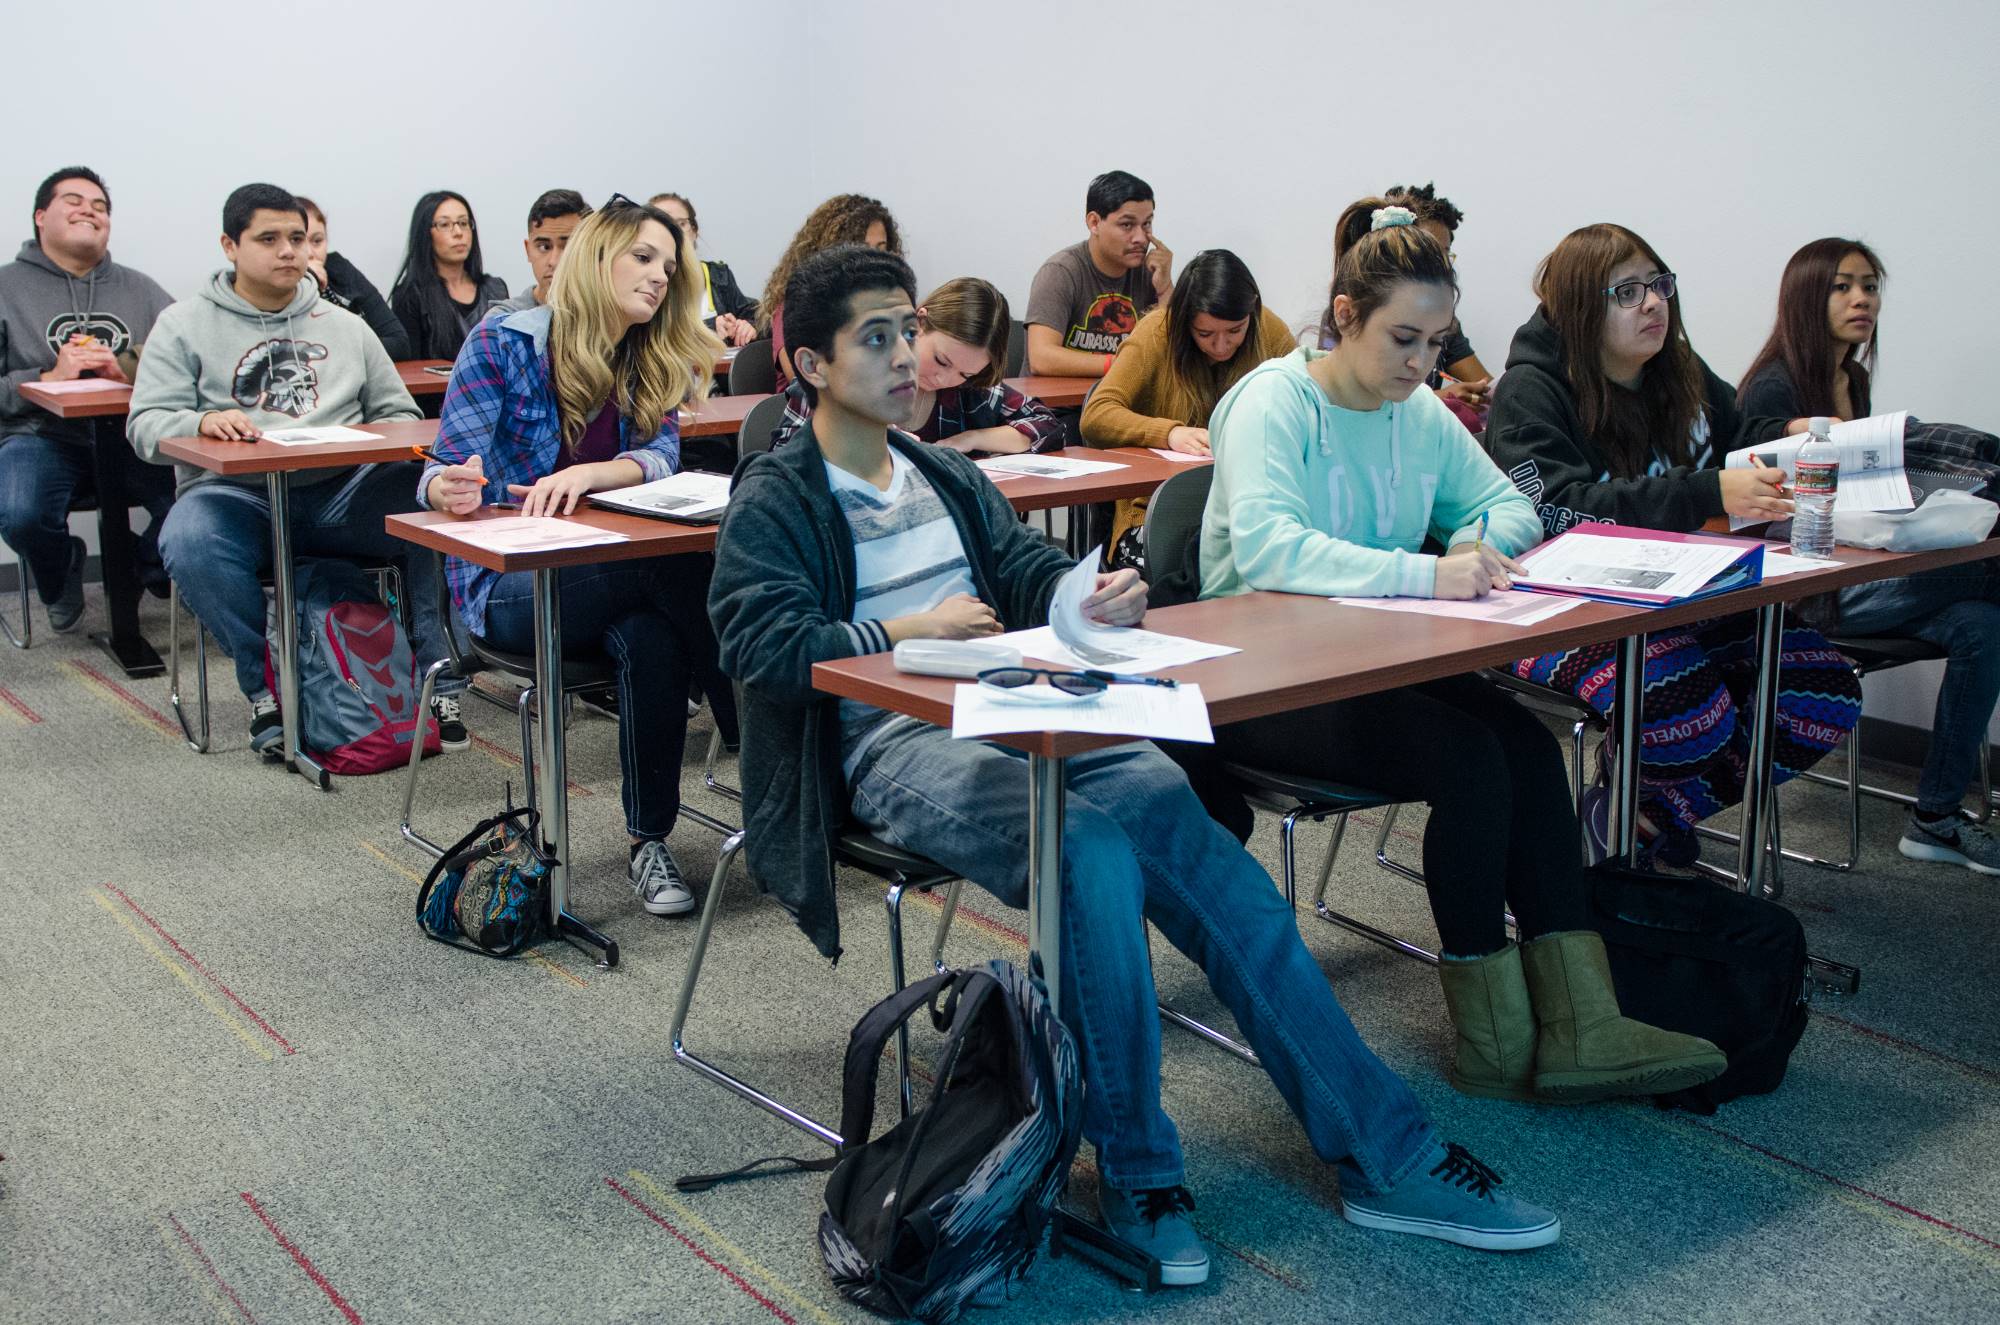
357, 840, 587, 988
154, 1218, 241, 1325
91, 892, 272, 1063
626, 1170, 842, 1325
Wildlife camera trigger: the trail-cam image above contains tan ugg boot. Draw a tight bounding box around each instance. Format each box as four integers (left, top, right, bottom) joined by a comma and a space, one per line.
1436, 944, 1538, 1101
1520, 931, 1728, 1101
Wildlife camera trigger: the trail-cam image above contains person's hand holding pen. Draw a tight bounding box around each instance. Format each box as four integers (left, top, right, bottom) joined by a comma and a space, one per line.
1436, 510, 1524, 599
1721, 453, 1794, 523
420, 447, 488, 515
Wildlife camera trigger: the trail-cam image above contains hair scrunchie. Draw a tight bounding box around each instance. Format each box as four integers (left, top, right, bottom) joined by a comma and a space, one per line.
1370, 205, 1418, 232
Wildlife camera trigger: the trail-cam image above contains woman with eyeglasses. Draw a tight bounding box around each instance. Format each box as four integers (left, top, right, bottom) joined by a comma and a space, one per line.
1485, 222, 1860, 865
418, 196, 736, 919
390, 191, 509, 362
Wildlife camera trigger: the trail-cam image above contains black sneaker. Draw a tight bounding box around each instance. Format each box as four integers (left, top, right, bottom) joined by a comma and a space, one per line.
430, 693, 469, 751
47, 536, 87, 633
248, 692, 283, 756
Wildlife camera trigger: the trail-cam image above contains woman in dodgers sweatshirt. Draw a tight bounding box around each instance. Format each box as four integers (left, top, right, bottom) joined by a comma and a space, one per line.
1484, 223, 1860, 863
1202, 207, 1725, 1107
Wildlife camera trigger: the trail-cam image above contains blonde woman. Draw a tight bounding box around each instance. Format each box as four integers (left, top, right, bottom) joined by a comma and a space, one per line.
419, 194, 735, 917
768, 276, 1062, 454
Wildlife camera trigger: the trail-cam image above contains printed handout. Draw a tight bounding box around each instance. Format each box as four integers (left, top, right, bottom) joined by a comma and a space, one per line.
1726, 412, 1915, 528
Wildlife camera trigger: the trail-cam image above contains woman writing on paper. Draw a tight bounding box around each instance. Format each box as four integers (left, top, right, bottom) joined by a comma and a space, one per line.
1081, 249, 1294, 569
1738, 238, 2000, 873
419, 196, 736, 919
1484, 222, 1861, 865
1201, 207, 1725, 1105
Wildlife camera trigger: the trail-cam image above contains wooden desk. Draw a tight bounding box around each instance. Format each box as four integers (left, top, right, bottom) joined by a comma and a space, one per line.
1004, 375, 1095, 410
398, 360, 454, 395
983, 447, 1204, 514
16, 379, 134, 419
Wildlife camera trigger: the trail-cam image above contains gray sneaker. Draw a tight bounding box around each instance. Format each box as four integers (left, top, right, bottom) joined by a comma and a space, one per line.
1342, 1142, 1560, 1252
1097, 1184, 1209, 1286
1899, 810, 2000, 876
47, 536, 87, 633
630, 839, 694, 915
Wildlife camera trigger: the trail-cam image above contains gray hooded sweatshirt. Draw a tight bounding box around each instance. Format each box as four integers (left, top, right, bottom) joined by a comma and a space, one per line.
0, 239, 174, 443
128, 270, 418, 494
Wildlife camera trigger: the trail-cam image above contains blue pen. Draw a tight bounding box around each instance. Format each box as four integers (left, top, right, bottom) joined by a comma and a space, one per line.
1474, 510, 1490, 551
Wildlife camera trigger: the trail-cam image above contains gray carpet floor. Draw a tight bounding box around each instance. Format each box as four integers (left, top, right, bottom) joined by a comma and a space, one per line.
4, 592, 1999, 1324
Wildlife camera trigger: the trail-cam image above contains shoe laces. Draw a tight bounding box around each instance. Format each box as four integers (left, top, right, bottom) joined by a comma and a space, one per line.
1133, 1185, 1196, 1224
432, 693, 462, 722
633, 840, 683, 892
1430, 1143, 1503, 1199
248, 693, 280, 720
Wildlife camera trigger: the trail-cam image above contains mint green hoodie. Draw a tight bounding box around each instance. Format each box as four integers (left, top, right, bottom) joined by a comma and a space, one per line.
127, 270, 418, 494
1200, 348, 1541, 600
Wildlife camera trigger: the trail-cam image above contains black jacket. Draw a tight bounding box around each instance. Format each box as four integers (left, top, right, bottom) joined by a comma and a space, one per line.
1486, 308, 1788, 536
703, 259, 758, 328
390, 272, 508, 361
323, 252, 411, 361
708, 426, 1070, 960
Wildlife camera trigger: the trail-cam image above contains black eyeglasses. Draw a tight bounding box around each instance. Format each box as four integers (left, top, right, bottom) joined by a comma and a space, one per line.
977, 667, 1178, 696
1603, 273, 1677, 308
604, 192, 649, 213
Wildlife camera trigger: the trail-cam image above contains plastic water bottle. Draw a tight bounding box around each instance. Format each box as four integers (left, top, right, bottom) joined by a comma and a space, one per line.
1789, 416, 1839, 559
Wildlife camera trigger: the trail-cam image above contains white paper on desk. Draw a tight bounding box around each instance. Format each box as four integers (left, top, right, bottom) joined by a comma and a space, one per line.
1043, 546, 1225, 669
588, 470, 732, 519
976, 454, 1126, 480
993, 624, 1239, 673
1515, 531, 1742, 599
1725, 412, 1914, 529
1146, 448, 1211, 464
1757, 550, 1824, 577
258, 426, 383, 446
1329, 590, 1583, 627
432, 516, 629, 554
26, 378, 120, 395
952, 681, 1213, 742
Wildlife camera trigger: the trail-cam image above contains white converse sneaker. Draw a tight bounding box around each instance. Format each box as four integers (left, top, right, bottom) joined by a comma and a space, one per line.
630, 839, 694, 915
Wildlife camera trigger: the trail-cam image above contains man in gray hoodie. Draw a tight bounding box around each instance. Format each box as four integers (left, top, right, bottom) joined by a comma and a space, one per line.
128, 182, 465, 755
0, 166, 175, 630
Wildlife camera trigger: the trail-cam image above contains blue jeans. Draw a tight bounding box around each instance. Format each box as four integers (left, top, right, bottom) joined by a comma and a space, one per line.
849, 726, 1436, 1196
0, 431, 172, 601
482, 557, 734, 840
1839, 562, 2000, 812
157, 466, 458, 699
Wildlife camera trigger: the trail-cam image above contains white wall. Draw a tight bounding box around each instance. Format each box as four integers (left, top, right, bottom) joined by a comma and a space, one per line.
13, 0, 1999, 737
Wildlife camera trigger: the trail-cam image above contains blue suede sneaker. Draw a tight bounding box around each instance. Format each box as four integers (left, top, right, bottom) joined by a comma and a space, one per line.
1098, 1184, 1210, 1286
1341, 1142, 1560, 1251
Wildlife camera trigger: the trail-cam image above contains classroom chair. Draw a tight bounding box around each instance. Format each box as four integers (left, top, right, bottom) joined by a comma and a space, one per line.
1141, 467, 1422, 997
1005, 319, 1026, 377
728, 339, 776, 396
1, 488, 104, 649
736, 393, 787, 462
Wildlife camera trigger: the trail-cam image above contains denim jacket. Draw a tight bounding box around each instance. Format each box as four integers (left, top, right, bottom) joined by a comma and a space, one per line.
417, 304, 682, 634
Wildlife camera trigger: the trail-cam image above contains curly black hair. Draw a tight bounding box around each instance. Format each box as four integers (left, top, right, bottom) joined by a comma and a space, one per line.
1385, 182, 1464, 234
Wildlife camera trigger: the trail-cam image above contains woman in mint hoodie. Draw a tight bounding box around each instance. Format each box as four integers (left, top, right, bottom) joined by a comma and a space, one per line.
1201, 206, 1724, 1105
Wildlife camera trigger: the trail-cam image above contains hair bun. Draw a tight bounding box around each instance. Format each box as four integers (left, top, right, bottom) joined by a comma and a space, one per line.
1370, 206, 1418, 232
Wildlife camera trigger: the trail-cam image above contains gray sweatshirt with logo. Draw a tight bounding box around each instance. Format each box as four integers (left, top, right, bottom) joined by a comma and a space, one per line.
127, 270, 418, 494
0, 239, 174, 443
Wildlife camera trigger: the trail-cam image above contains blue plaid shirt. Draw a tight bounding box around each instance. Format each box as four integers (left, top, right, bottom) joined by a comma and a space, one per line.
417, 305, 682, 635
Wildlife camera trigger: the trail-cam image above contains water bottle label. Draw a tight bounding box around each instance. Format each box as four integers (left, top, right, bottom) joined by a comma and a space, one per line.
1795, 459, 1838, 499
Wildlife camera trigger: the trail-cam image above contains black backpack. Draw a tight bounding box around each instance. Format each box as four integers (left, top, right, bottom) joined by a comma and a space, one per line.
1586, 864, 1810, 1114
818, 961, 1082, 1323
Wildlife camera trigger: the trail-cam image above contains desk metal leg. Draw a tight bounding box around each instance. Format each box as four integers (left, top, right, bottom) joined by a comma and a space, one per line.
267, 474, 328, 790
1609, 633, 1645, 865
87, 426, 164, 678
1024, 749, 1165, 1292
1738, 604, 1786, 898
534, 566, 617, 968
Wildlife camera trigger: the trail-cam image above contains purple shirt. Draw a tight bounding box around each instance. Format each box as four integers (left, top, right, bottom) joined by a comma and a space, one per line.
556, 404, 623, 471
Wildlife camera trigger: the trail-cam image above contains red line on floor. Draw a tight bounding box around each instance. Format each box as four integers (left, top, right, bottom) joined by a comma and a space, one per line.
1682, 1118, 2000, 1252
1195, 1222, 1309, 1294
0, 685, 41, 723
237, 1193, 364, 1324
908, 889, 1027, 947
102, 884, 295, 1056
66, 659, 179, 736
1815, 1012, 2000, 1086
604, 1178, 796, 1324
166, 1212, 260, 1324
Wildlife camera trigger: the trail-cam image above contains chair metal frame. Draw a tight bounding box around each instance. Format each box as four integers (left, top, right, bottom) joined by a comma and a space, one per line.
1, 560, 30, 649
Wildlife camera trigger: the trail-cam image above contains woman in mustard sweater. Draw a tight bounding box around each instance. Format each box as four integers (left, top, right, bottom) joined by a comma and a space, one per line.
1080, 249, 1292, 568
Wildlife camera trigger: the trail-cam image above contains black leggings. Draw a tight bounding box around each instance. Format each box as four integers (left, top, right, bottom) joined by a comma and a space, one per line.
1216, 673, 1588, 957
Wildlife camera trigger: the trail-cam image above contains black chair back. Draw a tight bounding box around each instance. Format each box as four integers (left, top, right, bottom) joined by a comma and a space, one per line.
1139, 464, 1215, 609
730, 339, 777, 395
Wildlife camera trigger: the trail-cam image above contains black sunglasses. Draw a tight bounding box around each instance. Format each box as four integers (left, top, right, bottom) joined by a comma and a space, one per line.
977, 666, 1178, 697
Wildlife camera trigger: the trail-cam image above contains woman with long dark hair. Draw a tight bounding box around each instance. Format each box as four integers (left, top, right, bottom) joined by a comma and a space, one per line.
389, 190, 507, 361
1201, 206, 1725, 1108
419, 196, 735, 916
1740, 238, 2000, 874
1081, 248, 1292, 566
1484, 222, 1861, 863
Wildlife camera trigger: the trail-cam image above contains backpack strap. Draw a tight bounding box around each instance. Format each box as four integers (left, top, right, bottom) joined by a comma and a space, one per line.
834, 969, 966, 1155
